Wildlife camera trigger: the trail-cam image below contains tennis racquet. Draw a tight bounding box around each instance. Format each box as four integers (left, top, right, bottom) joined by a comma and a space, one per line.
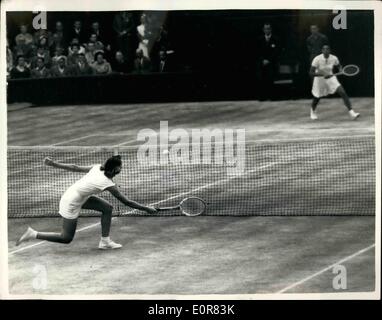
155, 197, 207, 216
333, 64, 360, 77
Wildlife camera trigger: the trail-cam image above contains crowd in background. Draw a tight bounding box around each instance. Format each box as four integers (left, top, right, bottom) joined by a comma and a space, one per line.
7, 11, 329, 89
7, 12, 174, 79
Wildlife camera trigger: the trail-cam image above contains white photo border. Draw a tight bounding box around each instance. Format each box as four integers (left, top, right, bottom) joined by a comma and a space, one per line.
0, 0, 380, 300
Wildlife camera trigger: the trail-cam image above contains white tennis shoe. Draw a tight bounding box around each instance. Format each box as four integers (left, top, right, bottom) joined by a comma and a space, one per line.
310, 109, 318, 120
16, 226, 37, 246
98, 238, 122, 250
349, 109, 360, 120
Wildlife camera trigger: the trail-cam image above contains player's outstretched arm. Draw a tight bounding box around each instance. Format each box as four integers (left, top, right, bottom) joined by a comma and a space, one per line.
107, 186, 157, 214
43, 157, 92, 173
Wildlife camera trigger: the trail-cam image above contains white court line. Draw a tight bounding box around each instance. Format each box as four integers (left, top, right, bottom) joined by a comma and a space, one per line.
51, 134, 98, 146
113, 139, 137, 147
277, 244, 375, 293
9, 163, 274, 255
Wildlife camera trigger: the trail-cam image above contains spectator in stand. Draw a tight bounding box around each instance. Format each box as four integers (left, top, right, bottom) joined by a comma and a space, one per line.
90, 21, 113, 61
35, 36, 51, 52
51, 56, 72, 77
13, 38, 34, 65
133, 48, 151, 74
306, 25, 329, 64
51, 21, 67, 49
113, 11, 136, 63
85, 42, 97, 65
31, 57, 51, 78
72, 53, 94, 76
33, 29, 52, 48
14, 25, 34, 62
10, 55, 31, 79
89, 33, 105, 52
51, 46, 66, 66
111, 50, 132, 74
154, 49, 173, 73
15, 24, 34, 47
30, 45, 51, 69
91, 51, 112, 75
68, 20, 87, 45
257, 23, 281, 100
151, 24, 172, 64
137, 13, 153, 59
6, 39, 14, 77
68, 38, 86, 55
89, 22, 106, 46
67, 44, 81, 66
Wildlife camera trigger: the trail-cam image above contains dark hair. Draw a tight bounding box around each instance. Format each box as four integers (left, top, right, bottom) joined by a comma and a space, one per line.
102, 155, 122, 173
94, 51, 104, 61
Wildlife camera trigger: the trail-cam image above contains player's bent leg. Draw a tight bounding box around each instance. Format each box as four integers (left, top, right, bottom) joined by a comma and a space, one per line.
336, 85, 360, 119
82, 196, 122, 249
17, 217, 78, 246
36, 217, 77, 244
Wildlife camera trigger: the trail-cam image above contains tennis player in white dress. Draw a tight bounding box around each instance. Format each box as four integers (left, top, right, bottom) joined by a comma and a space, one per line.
310, 45, 360, 120
16, 155, 157, 249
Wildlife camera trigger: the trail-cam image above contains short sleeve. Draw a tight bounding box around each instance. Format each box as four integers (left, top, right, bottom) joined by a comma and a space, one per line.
92, 164, 116, 191
100, 179, 115, 191
311, 56, 319, 68
333, 56, 340, 66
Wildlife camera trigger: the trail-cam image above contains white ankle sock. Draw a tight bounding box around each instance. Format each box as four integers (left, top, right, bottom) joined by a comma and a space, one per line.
29, 228, 38, 238
101, 236, 110, 241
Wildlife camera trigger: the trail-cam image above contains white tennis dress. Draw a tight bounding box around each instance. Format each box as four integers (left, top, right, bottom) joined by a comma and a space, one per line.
59, 165, 115, 219
311, 53, 341, 98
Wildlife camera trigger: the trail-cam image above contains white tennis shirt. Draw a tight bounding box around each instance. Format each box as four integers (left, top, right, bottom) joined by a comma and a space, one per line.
311, 54, 341, 98
311, 54, 339, 75
59, 164, 115, 218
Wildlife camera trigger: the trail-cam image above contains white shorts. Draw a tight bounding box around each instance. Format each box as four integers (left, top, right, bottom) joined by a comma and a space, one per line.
59, 190, 89, 219
312, 76, 341, 98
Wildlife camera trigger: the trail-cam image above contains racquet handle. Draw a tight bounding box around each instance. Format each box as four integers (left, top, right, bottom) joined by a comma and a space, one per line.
156, 205, 180, 211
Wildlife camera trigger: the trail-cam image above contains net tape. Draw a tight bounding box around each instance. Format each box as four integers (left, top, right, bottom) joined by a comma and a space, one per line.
8, 136, 375, 217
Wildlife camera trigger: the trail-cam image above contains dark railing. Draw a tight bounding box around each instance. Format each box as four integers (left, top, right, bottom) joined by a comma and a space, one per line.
7, 70, 305, 105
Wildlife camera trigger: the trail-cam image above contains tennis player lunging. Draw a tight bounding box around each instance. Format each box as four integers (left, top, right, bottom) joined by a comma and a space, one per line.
16, 155, 157, 249
310, 45, 360, 120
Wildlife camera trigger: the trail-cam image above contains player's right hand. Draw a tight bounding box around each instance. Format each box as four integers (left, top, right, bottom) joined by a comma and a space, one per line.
43, 156, 54, 166
145, 206, 158, 214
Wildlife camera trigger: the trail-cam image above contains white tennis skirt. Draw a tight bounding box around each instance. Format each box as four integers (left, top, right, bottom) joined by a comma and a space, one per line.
312, 76, 341, 98
59, 190, 89, 219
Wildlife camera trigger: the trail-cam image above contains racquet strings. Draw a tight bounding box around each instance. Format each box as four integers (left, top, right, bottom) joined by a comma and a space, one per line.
180, 197, 206, 216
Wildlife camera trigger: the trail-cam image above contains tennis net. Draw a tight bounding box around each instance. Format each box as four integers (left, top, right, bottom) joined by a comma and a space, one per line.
8, 135, 375, 217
